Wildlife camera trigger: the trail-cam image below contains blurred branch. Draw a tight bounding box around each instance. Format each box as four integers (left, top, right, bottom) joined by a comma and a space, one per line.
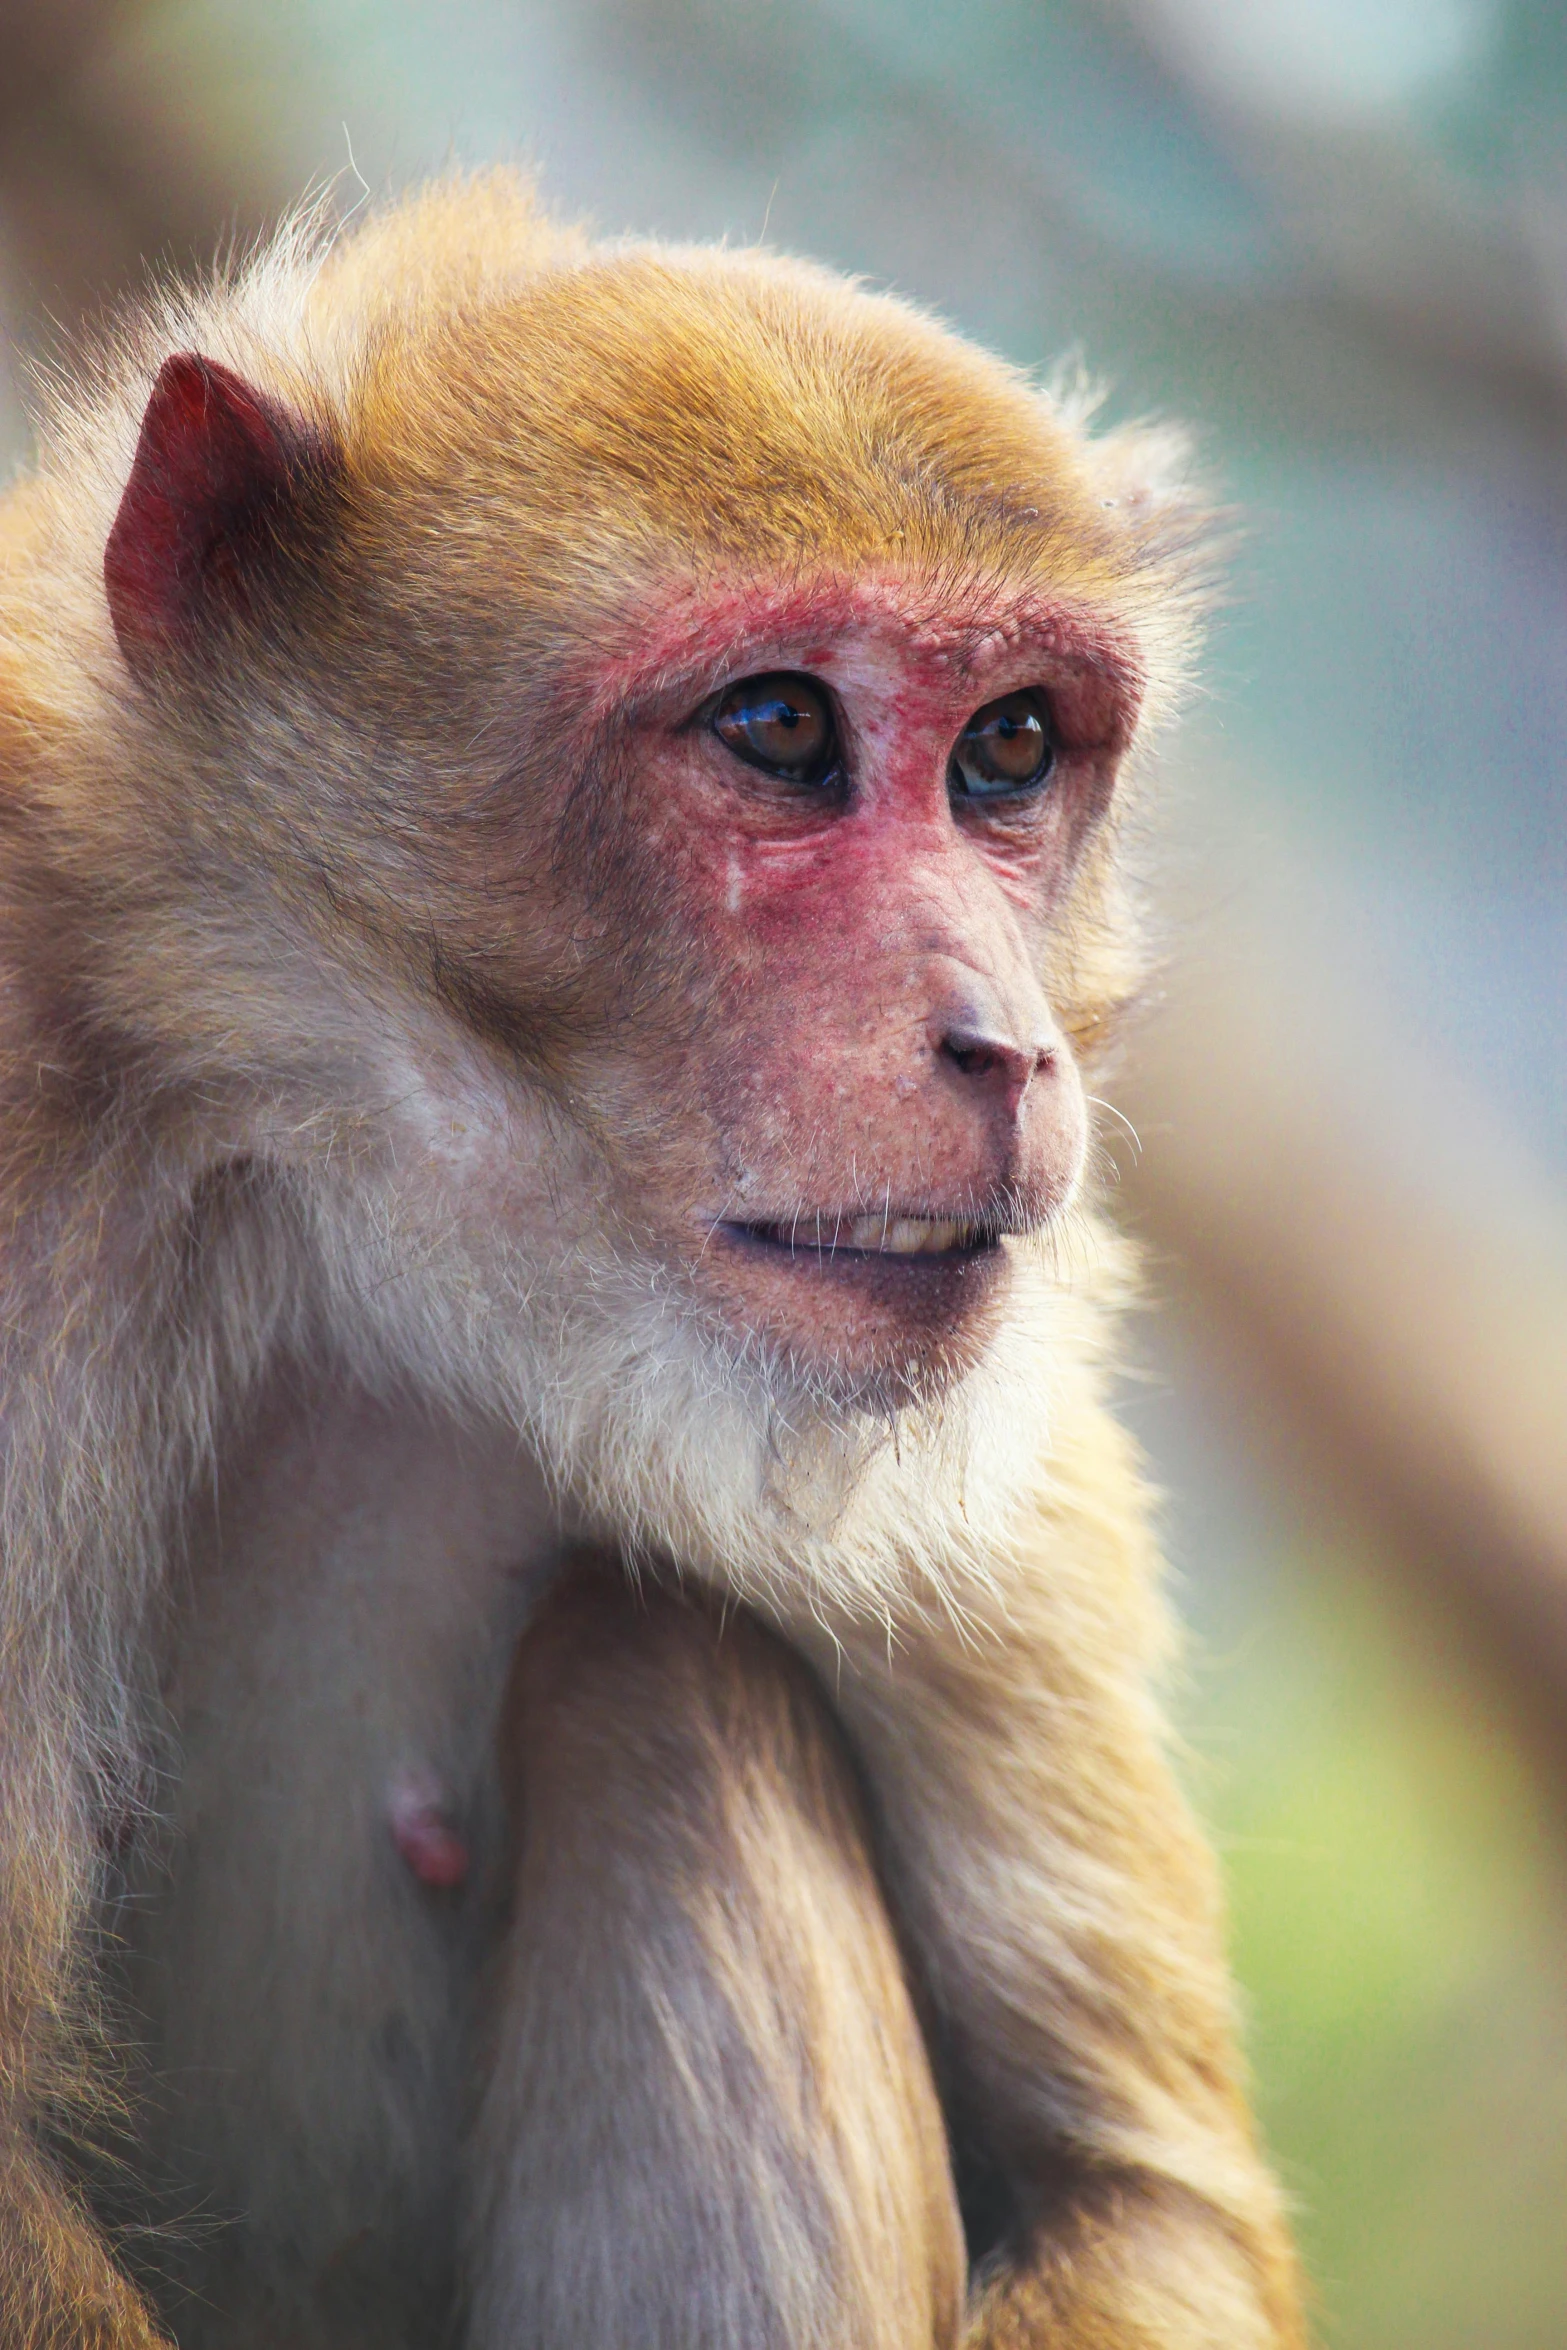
1119, 898, 1567, 1800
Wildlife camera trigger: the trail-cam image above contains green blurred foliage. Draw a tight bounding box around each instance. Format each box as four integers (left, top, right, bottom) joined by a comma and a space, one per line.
1192, 1557, 1567, 2347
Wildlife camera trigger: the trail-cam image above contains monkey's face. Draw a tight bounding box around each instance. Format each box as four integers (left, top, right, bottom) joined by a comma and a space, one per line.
94, 262, 1184, 1429
527, 571, 1138, 1405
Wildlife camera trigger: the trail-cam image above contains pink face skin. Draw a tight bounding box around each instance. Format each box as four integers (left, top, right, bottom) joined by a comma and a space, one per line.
567, 569, 1141, 1402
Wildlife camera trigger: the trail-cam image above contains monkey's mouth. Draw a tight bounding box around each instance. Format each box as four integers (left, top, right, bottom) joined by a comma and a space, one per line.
724, 1213, 1000, 1260
705, 1209, 1016, 1377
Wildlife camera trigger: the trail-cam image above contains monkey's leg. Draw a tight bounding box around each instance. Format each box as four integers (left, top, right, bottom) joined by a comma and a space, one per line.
463, 1562, 965, 2350
784, 1414, 1308, 2350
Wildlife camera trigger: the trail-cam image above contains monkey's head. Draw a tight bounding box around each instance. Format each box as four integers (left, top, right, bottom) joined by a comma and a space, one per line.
66, 182, 1207, 1539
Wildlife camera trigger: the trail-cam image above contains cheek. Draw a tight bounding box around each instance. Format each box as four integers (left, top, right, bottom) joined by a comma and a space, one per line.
697, 946, 912, 1185
713, 835, 901, 959
633, 820, 918, 1078
688, 858, 923, 1085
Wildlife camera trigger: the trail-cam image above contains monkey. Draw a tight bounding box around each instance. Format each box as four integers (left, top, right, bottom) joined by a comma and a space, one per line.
0, 169, 1306, 2346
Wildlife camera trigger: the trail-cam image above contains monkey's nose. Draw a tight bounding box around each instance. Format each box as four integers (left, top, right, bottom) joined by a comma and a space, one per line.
936, 1020, 1055, 1116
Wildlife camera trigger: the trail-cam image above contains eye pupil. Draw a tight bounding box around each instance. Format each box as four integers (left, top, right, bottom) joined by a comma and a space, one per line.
950, 690, 1055, 801
712, 673, 836, 784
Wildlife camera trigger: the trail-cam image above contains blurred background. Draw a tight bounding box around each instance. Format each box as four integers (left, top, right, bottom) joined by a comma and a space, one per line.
2, 1, 1564, 2340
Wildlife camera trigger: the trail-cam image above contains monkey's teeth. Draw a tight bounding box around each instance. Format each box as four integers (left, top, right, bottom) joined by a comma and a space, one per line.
744, 1214, 988, 1255
841, 1215, 970, 1254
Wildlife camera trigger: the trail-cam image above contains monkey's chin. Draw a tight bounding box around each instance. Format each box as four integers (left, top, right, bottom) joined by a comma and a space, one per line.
696, 1222, 1014, 1408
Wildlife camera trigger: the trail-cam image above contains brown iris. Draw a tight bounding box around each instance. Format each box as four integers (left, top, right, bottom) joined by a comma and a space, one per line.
711, 673, 837, 784
950, 690, 1055, 800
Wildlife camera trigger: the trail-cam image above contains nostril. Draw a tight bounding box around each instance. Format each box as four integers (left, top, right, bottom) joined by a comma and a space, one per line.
939, 1025, 1047, 1094
943, 1035, 1000, 1081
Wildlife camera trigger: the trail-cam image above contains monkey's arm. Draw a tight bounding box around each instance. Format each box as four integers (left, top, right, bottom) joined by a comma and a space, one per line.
0, 1767, 173, 2348
0, 2159, 171, 2350
468, 1562, 964, 2350
0, 2124, 171, 2349
0, 1526, 172, 2349
795, 1398, 1306, 2350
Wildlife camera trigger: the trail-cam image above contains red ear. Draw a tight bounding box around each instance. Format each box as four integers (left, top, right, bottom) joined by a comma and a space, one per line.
105, 353, 332, 678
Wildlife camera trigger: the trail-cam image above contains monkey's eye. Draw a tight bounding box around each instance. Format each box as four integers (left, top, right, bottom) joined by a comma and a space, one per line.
711, 673, 838, 785
949, 691, 1056, 801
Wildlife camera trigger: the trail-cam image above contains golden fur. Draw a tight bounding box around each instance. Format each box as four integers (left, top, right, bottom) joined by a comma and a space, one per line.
0, 172, 1302, 2344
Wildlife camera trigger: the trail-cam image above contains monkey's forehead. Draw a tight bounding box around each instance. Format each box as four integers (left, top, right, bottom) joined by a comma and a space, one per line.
332, 241, 1182, 616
